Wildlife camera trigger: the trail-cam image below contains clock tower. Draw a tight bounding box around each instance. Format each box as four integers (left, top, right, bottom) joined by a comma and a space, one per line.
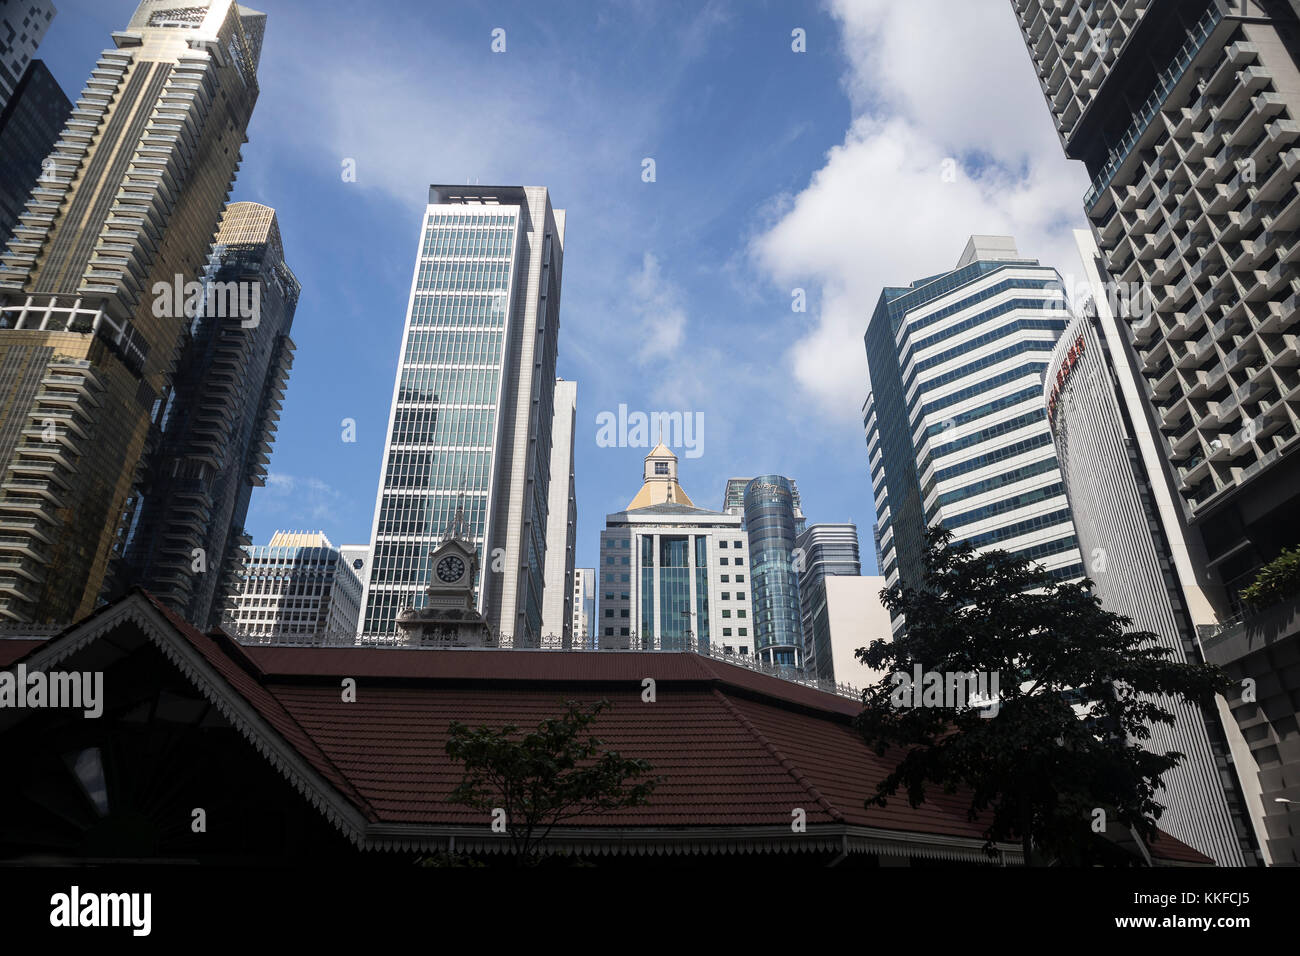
395, 500, 491, 647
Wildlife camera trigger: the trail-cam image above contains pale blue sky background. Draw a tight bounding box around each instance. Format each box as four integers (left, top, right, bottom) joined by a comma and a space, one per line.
40, 0, 1092, 576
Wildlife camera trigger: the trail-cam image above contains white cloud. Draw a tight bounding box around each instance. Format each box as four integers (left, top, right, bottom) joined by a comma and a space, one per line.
751, 0, 1091, 420
260, 474, 348, 528
628, 252, 687, 364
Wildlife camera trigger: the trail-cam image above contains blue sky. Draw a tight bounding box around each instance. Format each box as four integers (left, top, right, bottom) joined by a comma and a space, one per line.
42, 0, 1092, 577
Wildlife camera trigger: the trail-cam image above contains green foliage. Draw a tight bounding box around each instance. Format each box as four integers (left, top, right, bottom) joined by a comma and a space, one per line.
1240, 546, 1300, 608
856, 527, 1233, 866
445, 699, 659, 863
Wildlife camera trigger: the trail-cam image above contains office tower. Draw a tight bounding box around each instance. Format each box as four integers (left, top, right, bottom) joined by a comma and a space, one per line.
599, 442, 753, 655
339, 544, 370, 600
0, 1, 265, 624
572, 566, 594, 643
1015, 0, 1300, 864
0, 59, 71, 250
225, 531, 363, 641
743, 476, 803, 667
795, 522, 861, 679
864, 236, 1084, 633
1012, 0, 1300, 602
1047, 272, 1256, 866
114, 202, 298, 628
0, 0, 55, 112
540, 378, 576, 644
723, 475, 806, 534
360, 186, 565, 642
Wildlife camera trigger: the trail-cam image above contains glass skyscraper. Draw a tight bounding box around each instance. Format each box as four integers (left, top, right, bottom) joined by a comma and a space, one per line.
864, 236, 1084, 633
360, 186, 565, 642
743, 475, 803, 667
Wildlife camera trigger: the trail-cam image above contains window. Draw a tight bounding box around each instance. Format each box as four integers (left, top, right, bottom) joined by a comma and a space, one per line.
738, 610, 746, 618
719, 557, 728, 565
734, 557, 744, 566
655, 462, 669, 475
738, 628, 747, 636
620, 627, 630, 636
720, 574, 729, 583
736, 591, 746, 600
605, 610, 613, 618
719, 540, 728, 549
723, 628, 732, 637
734, 540, 743, 548
736, 574, 745, 583
722, 610, 731, 618
620, 609, 629, 618
605, 627, 613, 636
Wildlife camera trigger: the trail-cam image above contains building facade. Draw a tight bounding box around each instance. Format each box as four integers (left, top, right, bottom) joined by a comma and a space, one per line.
360, 185, 565, 642
572, 566, 594, 643
225, 531, 363, 641
599, 443, 754, 656
864, 236, 1084, 633
114, 202, 298, 629
723, 475, 806, 534
1015, 0, 1300, 865
1047, 288, 1256, 866
744, 475, 803, 668
540, 378, 576, 644
0, 1, 266, 624
795, 522, 862, 680
1012, 0, 1300, 606
0, 58, 71, 250
0, 0, 55, 112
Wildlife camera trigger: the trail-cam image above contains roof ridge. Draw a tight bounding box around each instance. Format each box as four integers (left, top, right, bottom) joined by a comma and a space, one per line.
710, 688, 844, 823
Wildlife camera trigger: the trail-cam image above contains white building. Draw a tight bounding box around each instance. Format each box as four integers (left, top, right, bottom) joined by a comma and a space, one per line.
359, 186, 565, 642
540, 379, 577, 644
599, 443, 754, 656
864, 235, 1084, 632
821, 576, 893, 691
572, 567, 594, 643
227, 531, 364, 640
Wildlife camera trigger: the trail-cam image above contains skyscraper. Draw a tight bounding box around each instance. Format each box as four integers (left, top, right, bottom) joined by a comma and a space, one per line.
723, 475, 806, 534
743, 475, 803, 668
864, 236, 1083, 633
1012, 0, 1300, 606
571, 566, 594, 643
599, 442, 753, 655
540, 378, 576, 644
0, 0, 55, 112
1014, 0, 1300, 864
114, 202, 299, 629
0, 1, 266, 624
360, 186, 565, 642
225, 531, 364, 641
795, 522, 861, 680
1047, 271, 1256, 866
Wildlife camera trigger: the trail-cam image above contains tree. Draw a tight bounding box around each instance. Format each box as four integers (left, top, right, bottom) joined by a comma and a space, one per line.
1240, 545, 1300, 609
445, 699, 659, 863
856, 527, 1232, 866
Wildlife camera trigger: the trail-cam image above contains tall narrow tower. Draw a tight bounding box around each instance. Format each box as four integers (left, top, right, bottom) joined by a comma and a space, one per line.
360, 186, 565, 643
0, 1, 266, 624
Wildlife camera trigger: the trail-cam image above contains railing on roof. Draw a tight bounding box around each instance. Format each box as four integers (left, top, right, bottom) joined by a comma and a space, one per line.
0, 624, 65, 639
220, 620, 865, 702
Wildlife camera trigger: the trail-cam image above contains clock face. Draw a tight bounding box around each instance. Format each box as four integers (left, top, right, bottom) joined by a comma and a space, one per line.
436, 555, 466, 584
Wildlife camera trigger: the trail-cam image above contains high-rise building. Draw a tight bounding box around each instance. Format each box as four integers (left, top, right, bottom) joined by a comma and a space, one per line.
225, 531, 363, 641
723, 475, 806, 534
795, 522, 862, 680
743, 476, 803, 667
1014, 0, 1300, 864
360, 186, 565, 642
540, 378, 576, 644
114, 202, 298, 628
1012, 0, 1300, 605
572, 566, 594, 643
1047, 261, 1257, 866
864, 236, 1084, 634
599, 442, 754, 655
0, 0, 55, 112
819, 575, 893, 690
0, 1, 266, 624
0, 59, 71, 250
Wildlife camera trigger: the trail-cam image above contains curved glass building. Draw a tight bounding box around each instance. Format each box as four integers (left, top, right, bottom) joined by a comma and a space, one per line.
743, 476, 802, 668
